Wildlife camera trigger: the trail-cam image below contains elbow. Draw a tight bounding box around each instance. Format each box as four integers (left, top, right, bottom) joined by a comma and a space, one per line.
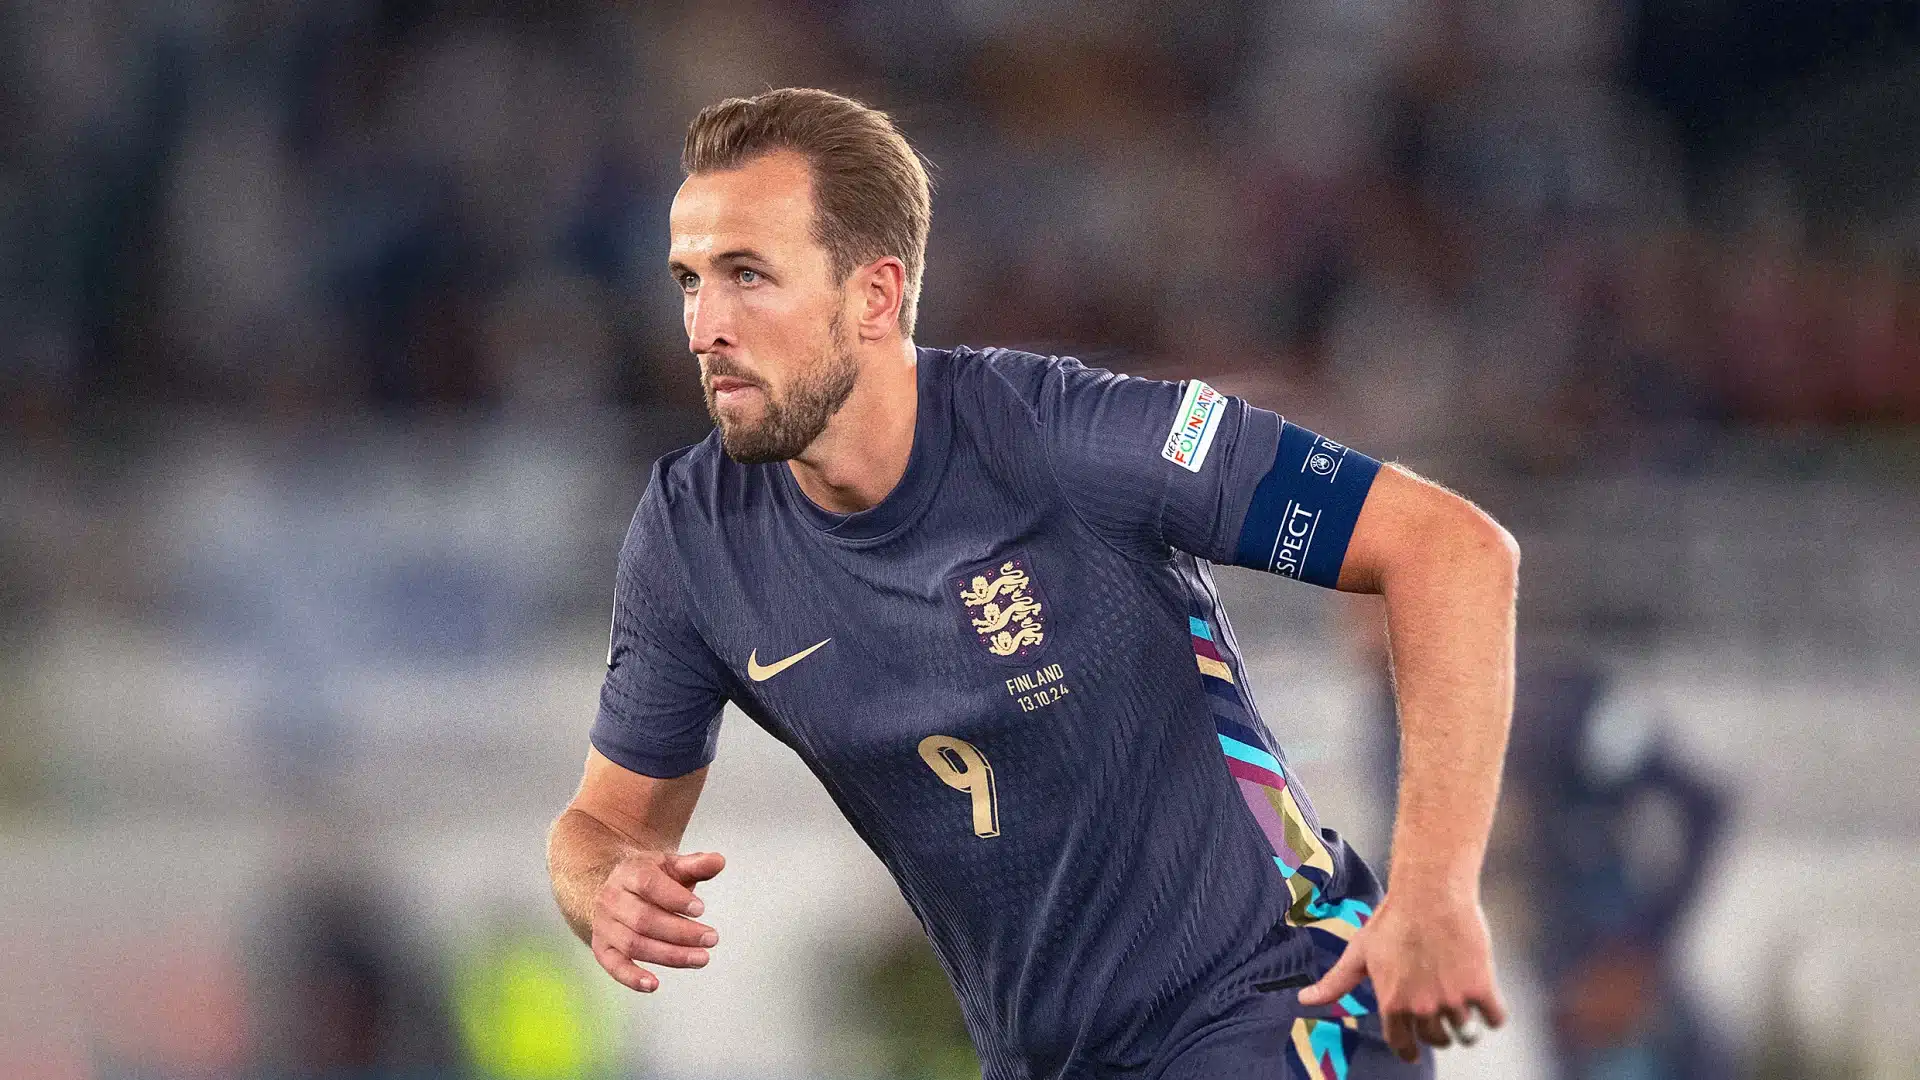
1348, 464, 1516, 593
1483, 513, 1520, 576
1371, 503, 1519, 598
545, 808, 574, 879
1424, 483, 1517, 584
1467, 506, 1520, 592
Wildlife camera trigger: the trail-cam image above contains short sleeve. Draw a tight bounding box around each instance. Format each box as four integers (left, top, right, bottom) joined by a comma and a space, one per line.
1039, 360, 1381, 588
589, 475, 729, 778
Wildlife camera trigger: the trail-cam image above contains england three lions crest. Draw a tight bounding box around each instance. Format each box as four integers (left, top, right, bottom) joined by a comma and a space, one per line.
954, 556, 1046, 660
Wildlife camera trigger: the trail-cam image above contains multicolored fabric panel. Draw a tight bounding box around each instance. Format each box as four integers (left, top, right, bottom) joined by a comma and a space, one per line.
1287, 1017, 1362, 1080
1189, 613, 1377, 1021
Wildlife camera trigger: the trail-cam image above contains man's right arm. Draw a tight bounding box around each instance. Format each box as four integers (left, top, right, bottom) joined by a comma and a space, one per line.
568, 467, 734, 991
548, 747, 725, 993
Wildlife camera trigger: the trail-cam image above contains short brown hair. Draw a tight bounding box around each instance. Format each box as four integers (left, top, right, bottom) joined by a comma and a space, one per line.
683, 88, 933, 336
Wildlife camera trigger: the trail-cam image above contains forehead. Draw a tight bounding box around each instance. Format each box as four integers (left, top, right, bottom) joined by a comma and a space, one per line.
669, 150, 816, 261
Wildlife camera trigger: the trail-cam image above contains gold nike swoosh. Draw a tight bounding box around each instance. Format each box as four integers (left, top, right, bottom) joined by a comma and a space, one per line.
746, 638, 831, 682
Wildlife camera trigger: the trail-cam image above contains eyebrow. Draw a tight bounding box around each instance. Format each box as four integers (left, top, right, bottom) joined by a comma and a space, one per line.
667, 248, 772, 276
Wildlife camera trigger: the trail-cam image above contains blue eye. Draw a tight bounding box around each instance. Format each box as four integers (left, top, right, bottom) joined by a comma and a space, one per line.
738, 269, 760, 284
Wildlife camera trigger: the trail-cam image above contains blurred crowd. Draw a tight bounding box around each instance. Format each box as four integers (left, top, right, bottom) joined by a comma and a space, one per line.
4, 0, 1917, 447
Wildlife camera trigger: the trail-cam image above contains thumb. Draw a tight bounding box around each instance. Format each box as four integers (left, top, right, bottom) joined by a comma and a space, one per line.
664, 850, 726, 884
1298, 940, 1368, 1006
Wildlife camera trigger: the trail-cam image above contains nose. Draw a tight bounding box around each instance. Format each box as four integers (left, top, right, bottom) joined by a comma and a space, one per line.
686, 288, 733, 356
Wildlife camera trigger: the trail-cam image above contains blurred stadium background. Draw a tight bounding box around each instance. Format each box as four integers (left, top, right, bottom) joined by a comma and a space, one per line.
3, 1, 1918, 1077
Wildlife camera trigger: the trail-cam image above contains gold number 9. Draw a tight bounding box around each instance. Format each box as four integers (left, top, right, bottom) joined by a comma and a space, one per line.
917, 735, 1000, 838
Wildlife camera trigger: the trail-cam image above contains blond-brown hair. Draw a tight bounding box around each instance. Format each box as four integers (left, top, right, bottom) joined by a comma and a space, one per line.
683, 88, 933, 336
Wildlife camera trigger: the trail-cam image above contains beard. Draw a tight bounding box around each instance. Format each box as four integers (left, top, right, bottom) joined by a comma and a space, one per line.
703, 312, 858, 465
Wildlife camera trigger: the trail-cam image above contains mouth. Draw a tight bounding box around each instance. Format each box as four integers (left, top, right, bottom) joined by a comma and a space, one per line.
707, 375, 762, 406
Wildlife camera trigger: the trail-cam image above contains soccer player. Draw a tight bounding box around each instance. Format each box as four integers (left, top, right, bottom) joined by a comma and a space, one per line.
547, 88, 1516, 1079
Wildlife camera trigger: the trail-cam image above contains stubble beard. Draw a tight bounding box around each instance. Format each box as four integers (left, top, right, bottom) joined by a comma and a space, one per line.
704, 312, 858, 465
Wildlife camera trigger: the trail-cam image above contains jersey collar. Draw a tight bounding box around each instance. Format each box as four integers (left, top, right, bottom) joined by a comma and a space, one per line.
775, 345, 954, 542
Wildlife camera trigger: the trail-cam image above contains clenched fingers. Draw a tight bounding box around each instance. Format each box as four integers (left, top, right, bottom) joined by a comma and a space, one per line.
594, 939, 657, 992
1384, 1000, 1454, 1062
597, 886, 718, 947
663, 850, 726, 886
1384, 1010, 1421, 1063
628, 866, 707, 917
1387, 999, 1505, 1062
1470, 988, 1510, 1029
592, 923, 710, 996
636, 903, 719, 949
589, 850, 728, 993
596, 918, 712, 970
1443, 1003, 1476, 1045
1414, 1011, 1453, 1050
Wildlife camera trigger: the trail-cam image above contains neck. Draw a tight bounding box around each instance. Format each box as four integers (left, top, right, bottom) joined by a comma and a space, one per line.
787, 336, 919, 515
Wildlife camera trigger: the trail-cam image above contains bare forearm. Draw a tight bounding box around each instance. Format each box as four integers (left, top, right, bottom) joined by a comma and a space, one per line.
1378, 505, 1518, 904
550, 754, 709, 945
548, 808, 650, 943
1306, 465, 1516, 1051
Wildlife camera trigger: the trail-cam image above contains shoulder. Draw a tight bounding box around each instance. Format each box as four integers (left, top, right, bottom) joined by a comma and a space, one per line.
946, 344, 1105, 403
637, 429, 768, 534
945, 345, 1141, 425
616, 433, 740, 600
955, 345, 1196, 446
645, 433, 723, 512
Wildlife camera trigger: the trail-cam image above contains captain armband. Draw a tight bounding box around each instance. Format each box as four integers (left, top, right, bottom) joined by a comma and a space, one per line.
1231, 422, 1382, 588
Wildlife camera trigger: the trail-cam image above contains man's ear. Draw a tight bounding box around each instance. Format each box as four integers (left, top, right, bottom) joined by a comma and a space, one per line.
852, 256, 907, 341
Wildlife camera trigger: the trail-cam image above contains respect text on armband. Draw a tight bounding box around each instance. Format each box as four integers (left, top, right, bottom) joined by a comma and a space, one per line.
1267, 500, 1321, 579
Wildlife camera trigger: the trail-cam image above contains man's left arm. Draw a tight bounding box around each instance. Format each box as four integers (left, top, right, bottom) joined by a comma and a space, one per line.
1033, 365, 1517, 1060
1298, 462, 1518, 1062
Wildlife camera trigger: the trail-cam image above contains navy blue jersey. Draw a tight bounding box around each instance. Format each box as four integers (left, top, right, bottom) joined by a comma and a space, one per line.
594, 346, 1390, 1078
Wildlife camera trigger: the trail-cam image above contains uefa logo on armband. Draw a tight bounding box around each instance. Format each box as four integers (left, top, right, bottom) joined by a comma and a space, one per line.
1302, 435, 1348, 482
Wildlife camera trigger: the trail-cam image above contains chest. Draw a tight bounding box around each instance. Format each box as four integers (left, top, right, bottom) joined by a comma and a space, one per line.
684, 496, 1174, 771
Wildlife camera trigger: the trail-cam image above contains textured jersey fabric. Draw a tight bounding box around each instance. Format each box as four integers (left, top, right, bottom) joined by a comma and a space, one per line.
593, 346, 1391, 1078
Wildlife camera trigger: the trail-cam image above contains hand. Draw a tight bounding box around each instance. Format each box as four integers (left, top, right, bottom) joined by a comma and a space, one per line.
1298, 894, 1508, 1063
589, 850, 726, 992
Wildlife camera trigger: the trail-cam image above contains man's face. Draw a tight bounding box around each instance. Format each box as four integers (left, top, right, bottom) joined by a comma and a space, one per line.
669, 150, 856, 464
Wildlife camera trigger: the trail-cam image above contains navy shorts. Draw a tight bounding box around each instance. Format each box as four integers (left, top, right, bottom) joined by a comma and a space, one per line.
1152, 985, 1437, 1080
